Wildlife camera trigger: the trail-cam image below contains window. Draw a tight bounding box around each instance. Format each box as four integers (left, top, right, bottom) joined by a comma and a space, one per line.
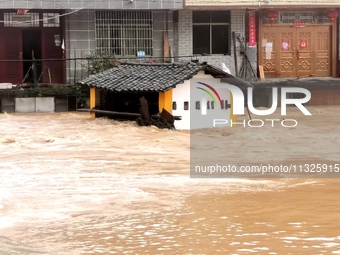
195, 101, 200, 110
262, 11, 330, 24
43, 13, 60, 27
280, 12, 314, 24
172, 101, 177, 110
184, 101, 189, 110
4, 13, 39, 27
193, 11, 231, 55
225, 100, 230, 109
95, 11, 153, 56
3, 12, 60, 28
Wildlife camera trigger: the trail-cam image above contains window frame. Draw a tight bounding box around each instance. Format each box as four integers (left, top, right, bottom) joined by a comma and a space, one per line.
192, 11, 231, 55
95, 11, 153, 56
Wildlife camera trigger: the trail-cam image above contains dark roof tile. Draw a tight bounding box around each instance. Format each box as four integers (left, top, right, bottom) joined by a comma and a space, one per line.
79, 62, 252, 92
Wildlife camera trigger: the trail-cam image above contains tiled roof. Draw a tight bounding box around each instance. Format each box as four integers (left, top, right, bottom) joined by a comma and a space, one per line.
79, 62, 252, 92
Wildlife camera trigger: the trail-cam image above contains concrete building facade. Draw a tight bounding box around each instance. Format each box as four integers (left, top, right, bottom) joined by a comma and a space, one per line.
183, 0, 340, 79
177, 10, 248, 77
0, 0, 339, 85
0, 1, 180, 84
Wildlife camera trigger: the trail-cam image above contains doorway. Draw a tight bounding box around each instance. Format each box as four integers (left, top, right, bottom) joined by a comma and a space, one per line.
260, 25, 332, 78
22, 30, 42, 83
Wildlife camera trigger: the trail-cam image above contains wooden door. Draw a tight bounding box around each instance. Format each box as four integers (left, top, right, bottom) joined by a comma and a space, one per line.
313, 25, 331, 77
41, 28, 64, 84
277, 26, 295, 78
296, 27, 314, 78
0, 29, 23, 83
260, 25, 332, 78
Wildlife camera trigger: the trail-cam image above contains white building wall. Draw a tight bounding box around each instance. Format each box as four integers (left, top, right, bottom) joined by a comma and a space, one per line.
172, 71, 231, 130
172, 79, 191, 130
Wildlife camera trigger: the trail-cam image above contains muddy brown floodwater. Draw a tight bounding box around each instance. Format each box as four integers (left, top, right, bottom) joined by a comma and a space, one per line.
0, 106, 340, 255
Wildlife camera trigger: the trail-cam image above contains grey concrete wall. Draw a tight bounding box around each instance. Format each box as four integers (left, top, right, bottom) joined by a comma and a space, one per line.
2, 0, 182, 9
152, 10, 174, 60
246, 45, 258, 81
65, 10, 175, 83
36, 97, 55, 112
15, 98, 36, 112
1, 98, 15, 113
177, 10, 253, 78
65, 10, 96, 84
14, 98, 55, 112
65, 9, 255, 83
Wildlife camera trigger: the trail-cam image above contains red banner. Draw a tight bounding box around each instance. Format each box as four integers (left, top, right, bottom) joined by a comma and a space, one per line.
249, 12, 256, 47
17, 9, 29, 15
293, 20, 305, 27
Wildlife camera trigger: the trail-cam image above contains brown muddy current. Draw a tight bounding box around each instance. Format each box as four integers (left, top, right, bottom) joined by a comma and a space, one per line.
0, 106, 340, 255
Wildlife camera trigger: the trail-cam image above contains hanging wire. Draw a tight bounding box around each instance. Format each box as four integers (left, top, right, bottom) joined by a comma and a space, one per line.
0, 2, 98, 24
0, 55, 218, 62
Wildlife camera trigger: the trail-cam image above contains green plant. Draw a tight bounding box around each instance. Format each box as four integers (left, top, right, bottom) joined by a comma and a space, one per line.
73, 83, 89, 108
87, 53, 119, 75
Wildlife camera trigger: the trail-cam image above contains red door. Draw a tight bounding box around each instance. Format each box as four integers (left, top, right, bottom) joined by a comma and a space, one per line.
41, 28, 64, 84
0, 29, 23, 84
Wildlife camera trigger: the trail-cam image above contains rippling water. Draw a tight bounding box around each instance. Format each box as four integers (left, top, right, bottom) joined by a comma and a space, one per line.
1, 109, 340, 254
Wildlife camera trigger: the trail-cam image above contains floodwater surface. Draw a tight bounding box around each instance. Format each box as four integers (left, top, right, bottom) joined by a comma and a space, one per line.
0, 108, 340, 254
